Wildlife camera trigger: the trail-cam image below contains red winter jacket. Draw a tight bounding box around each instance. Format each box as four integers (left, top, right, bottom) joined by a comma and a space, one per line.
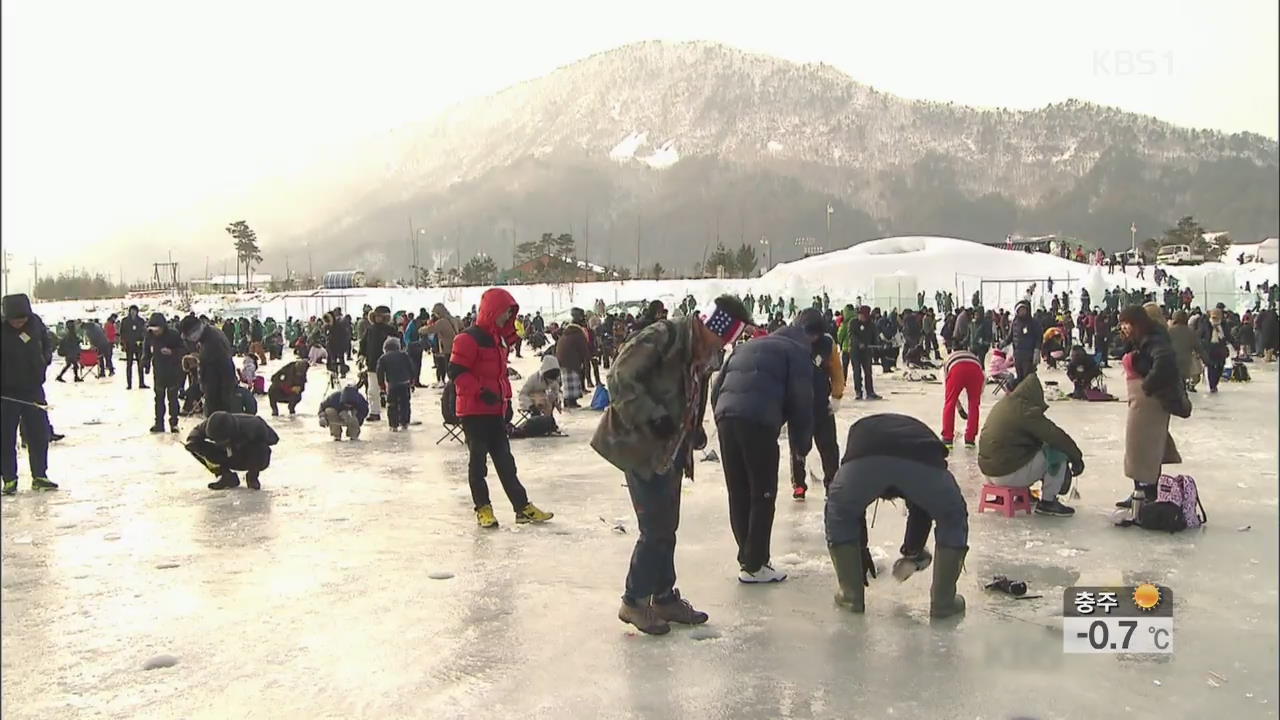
448, 288, 519, 417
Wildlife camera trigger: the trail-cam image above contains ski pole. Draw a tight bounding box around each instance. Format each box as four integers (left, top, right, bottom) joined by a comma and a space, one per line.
0, 396, 52, 412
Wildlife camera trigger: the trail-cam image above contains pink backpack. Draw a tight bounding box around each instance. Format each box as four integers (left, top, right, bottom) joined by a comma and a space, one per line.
1156, 474, 1206, 529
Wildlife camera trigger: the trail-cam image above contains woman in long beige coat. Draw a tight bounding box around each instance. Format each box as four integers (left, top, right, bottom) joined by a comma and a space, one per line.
1117, 305, 1185, 508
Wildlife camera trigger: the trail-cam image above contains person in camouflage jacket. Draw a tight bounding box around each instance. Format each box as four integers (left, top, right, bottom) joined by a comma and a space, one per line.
593, 295, 753, 636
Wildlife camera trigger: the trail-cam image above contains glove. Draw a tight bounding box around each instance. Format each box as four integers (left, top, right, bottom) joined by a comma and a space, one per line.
318, 413, 329, 428
649, 414, 677, 439
479, 389, 500, 406
861, 547, 877, 587
1069, 458, 1085, 477
828, 396, 843, 415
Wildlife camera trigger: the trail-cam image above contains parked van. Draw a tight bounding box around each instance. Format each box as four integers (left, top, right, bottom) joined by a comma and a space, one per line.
1156, 244, 1204, 265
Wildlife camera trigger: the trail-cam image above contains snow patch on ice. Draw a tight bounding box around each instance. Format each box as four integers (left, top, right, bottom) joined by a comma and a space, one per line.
608, 131, 647, 162
641, 140, 679, 169
767, 140, 784, 153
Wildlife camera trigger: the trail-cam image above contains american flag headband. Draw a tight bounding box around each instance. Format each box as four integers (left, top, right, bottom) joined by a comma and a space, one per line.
705, 307, 745, 345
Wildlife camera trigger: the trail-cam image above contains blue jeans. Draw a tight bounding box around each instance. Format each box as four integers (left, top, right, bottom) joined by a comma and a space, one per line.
623, 460, 684, 606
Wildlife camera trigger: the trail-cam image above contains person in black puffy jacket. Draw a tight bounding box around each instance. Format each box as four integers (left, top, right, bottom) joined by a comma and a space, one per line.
185, 411, 279, 490
120, 305, 149, 389
712, 313, 815, 584
143, 312, 187, 433
178, 316, 238, 417
2, 294, 58, 494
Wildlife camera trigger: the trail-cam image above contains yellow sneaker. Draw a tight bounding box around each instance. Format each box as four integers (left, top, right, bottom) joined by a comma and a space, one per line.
476, 504, 499, 529
515, 503, 554, 524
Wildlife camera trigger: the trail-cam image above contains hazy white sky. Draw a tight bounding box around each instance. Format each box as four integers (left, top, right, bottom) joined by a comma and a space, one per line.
2, 0, 1276, 285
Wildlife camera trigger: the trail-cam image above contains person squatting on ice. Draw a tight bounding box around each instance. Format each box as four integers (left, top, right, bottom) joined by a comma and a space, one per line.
789, 308, 845, 500
978, 373, 1084, 517
142, 312, 186, 433
712, 299, 814, 584
941, 349, 984, 449
448, 288, 553, 528
185, 410, 279, 490
318, 385, 369, 441
2, 294, 58, 495
268, 359, 309, 416
593, 294, 753, 635
825, 414, 967, 618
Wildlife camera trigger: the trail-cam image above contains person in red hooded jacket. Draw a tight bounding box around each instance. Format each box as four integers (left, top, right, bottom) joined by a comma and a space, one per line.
449, 288, 554, 528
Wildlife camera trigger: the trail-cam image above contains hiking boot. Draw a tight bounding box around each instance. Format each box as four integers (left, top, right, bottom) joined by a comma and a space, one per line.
368, 414, 381, 422
170, 425, 180, 434
964, 441, 977, 449
2, 478, 16, 495
892, 548, 933, 582
476, 504, 499, 529
792, 485, 807, 500
1035, 499, 1076, 517
618, 599, 671, 635
866, 393, 883, 400
738, 564, 787, 584
31, 478, 59, 492
50, 433, 65, 442
208, 472, 241, 490
829, 543, 865, 612
74, 377, 84, 383
653, 590, 709, 625
150, 424, 165, 433
56, 377, 66, 383
139, 383, 149, 389
516, 503, 554, 524
930, 545, 967, 619
854, 391, 863, 400
246, 474, 261, 490
942, 441, 954, 451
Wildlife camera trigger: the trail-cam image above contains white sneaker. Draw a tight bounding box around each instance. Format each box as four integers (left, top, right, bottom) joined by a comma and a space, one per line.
738, 564, 787, 584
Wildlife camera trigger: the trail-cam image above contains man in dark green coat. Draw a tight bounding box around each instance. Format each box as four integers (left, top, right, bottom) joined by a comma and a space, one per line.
978, 373, 1084, 517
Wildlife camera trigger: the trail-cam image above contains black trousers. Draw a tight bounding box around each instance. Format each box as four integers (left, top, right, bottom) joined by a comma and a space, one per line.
124, 342, 144, 386
2, 398, 49, 480
622, 460, 683, 605
433, 354, 446, 383
185, 439, 271, 481
460, 415, 529, 511
326, 344, 349, 376
717, 417, 780, 573
268, 386, 302, 414
850, 352, 875, 397
408, 342, 426, 385
1014, 352, 1036, 385
153, 384, 180, 427
57, 358, 81, 381
97, 345, 114, 376
924, 331, 940, 357
791, 411, 839, 489
1207, 357, 1226, 390
386, 384, 411, 426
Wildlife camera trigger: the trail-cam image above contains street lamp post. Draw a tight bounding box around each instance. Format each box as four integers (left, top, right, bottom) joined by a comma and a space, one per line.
759, 234, 771, 273
1130, 222, 1137, 254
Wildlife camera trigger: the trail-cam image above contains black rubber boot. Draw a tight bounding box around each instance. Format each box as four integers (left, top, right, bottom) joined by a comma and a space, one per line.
829, 543, 866, 612
208, 472, 241, 490
929, 545, 968, 619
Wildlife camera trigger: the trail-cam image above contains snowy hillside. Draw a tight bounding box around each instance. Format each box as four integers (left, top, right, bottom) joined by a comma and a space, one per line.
30, 237, 1278, 325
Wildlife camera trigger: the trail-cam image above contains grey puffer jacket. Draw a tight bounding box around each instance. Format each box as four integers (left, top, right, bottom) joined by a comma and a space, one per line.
711, 325, 814, 456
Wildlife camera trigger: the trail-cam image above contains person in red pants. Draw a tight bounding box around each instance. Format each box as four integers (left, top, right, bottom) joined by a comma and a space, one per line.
942, 350, 984, 449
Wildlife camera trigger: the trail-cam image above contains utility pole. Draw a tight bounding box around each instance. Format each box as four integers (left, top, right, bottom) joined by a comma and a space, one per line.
826, 202, 834, 250
584, 205, 590, 267
1130, 222, 1137, 254
2, 251, 11, 297
30, 257, 38, 299
636, 213, 642, 278
408, 217, 416, 288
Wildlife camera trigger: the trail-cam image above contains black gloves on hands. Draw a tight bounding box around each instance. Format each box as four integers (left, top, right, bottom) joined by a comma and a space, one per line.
861, 547, 877, 587
649, 414, 678, 439
1069, 458, 1085, 477
479, 389, 501, 406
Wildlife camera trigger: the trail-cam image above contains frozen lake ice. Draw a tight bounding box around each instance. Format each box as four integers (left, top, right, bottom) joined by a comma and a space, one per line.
2, 352, 1277, 719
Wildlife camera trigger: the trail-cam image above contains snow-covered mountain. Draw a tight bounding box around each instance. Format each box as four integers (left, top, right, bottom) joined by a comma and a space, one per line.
303, 40, 1279, 275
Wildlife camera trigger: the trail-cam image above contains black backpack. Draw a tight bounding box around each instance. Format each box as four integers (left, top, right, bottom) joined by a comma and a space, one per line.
1136, 501, 1188, 532
441, 381, 459, 424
